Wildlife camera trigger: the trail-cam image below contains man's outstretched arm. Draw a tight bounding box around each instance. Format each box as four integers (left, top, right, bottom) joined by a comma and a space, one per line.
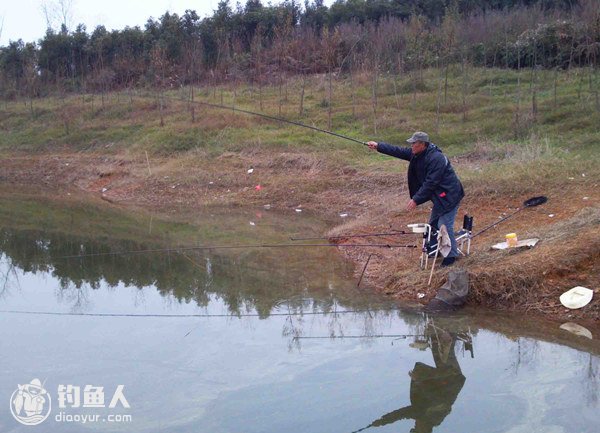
367, 141, 412, 161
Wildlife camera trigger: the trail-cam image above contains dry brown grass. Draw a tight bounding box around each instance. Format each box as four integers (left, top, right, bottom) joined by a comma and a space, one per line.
377, 207, 600, 323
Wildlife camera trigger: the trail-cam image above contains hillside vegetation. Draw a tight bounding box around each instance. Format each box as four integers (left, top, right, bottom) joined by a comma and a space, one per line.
1, 66, 599, 322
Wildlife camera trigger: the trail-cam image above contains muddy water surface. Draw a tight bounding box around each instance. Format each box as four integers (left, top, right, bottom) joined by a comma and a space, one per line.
1, 195, 599, 433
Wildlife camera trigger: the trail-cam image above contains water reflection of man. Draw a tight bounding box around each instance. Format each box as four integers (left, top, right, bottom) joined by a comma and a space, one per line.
353, 321, 470, 433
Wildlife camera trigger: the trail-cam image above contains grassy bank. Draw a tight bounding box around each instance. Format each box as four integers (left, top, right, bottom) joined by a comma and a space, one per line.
2, 67, 599, 153
1, 67, 599, 322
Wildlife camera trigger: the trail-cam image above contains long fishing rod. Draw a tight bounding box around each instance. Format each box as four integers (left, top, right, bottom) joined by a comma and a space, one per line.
472, 196, 548, 238
293, 334, 423, 340
0, 307, 402, 318
290, 231, 411, 241
138, 92, 368, 146
56, 242, 418, 260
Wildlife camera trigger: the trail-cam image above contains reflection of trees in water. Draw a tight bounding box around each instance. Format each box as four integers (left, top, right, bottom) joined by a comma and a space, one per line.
0, 228, 378, 316
55, 280, 91, 313
283, 312, 304, 352
583, 354, 599, 406
0, 259, 20, 299
284, 309, 425, 352
510, 337, 540, 375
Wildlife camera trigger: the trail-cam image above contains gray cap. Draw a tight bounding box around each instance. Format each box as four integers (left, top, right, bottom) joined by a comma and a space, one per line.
406, 131, 429, 144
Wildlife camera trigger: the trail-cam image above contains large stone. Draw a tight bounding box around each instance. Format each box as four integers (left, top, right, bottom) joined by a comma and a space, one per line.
426, 269, 469, 312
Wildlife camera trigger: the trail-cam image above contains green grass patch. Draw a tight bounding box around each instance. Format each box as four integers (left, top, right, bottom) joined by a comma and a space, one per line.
1, 67, 598, 174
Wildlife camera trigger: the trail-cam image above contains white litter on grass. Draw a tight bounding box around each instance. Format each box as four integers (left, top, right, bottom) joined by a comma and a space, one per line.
583, 197, 589, 200
263, 204, 271, 210
548, 214, 555, 218
582, 173, 586, 177
560, 286, 594, 309
295, 209, 303, 213
568, 177, 575, 180
247, 168, 254, 174
249, 221, 255, 226
417, 293, 426, 299
339, 213, 349, 218
101, 188, 108, 193
492, 238, 539, 250
209, 181, 214, 185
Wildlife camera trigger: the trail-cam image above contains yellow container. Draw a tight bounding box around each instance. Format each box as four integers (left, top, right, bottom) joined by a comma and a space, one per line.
506, 233, 518, 248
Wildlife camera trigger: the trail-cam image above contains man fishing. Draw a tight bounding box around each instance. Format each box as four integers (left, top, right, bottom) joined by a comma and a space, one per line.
367, 132, 464, 267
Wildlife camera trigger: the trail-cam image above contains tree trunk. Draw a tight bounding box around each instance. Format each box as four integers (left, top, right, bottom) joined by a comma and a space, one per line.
531, 65, 538, 122
392, 74, 400, 110
444, 63, 449, 105
327, 68, 332, 130
299, 74, 306, 116
259, 78, 263, 111
233, 80, 237, 113
278, 70, 283, 117
515, 46, 522, 137
350, 70, 356, 118
412, 69, 417, 105
159, 90, 164, 127
595, 67, 600, 112
589, 62, 599, 111
190, 85, 195, 122
372, 66, 379, 134
128, 86, 134, 109
553, 67, 558, 108
461, 57, 468, 123
436, 63, 443, 132
577, 69, 584, 100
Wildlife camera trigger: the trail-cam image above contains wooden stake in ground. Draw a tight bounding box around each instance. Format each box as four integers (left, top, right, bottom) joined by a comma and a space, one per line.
145, 151, 152, 176
357, 254, 373, 288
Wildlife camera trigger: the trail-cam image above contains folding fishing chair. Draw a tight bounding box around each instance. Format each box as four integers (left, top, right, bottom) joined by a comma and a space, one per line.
409, 215, 474, 270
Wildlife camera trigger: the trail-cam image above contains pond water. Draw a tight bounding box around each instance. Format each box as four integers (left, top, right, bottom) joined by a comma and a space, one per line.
1, 194, 599, 433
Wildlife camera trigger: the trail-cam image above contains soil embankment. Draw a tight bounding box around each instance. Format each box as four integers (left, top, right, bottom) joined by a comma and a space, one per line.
1, 150, 599, 324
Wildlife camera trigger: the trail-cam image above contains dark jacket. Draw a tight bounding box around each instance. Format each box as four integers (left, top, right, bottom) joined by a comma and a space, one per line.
377, 142, 464, 214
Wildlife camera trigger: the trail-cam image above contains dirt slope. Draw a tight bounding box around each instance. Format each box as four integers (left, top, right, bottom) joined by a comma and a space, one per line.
1, 150, 598, 324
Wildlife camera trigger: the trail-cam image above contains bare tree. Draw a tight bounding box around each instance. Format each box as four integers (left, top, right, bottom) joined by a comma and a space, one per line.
321, 27, 341, 130
24, 53, 39, 117
41, 0, 76, 31
150, 45, 168, 127
580, 0, 600, 111
251, 25, 265, 111
273, 13, 293, 117
184, 36, 203, 122
515, 43, 523, 137
441, 10, 459, 105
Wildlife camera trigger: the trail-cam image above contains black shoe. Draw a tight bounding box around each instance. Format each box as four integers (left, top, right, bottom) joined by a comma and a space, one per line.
441, 257, 456, 267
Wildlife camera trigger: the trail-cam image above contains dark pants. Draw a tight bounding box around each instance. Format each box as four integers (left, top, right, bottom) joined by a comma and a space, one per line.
429, 205, 460, 258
